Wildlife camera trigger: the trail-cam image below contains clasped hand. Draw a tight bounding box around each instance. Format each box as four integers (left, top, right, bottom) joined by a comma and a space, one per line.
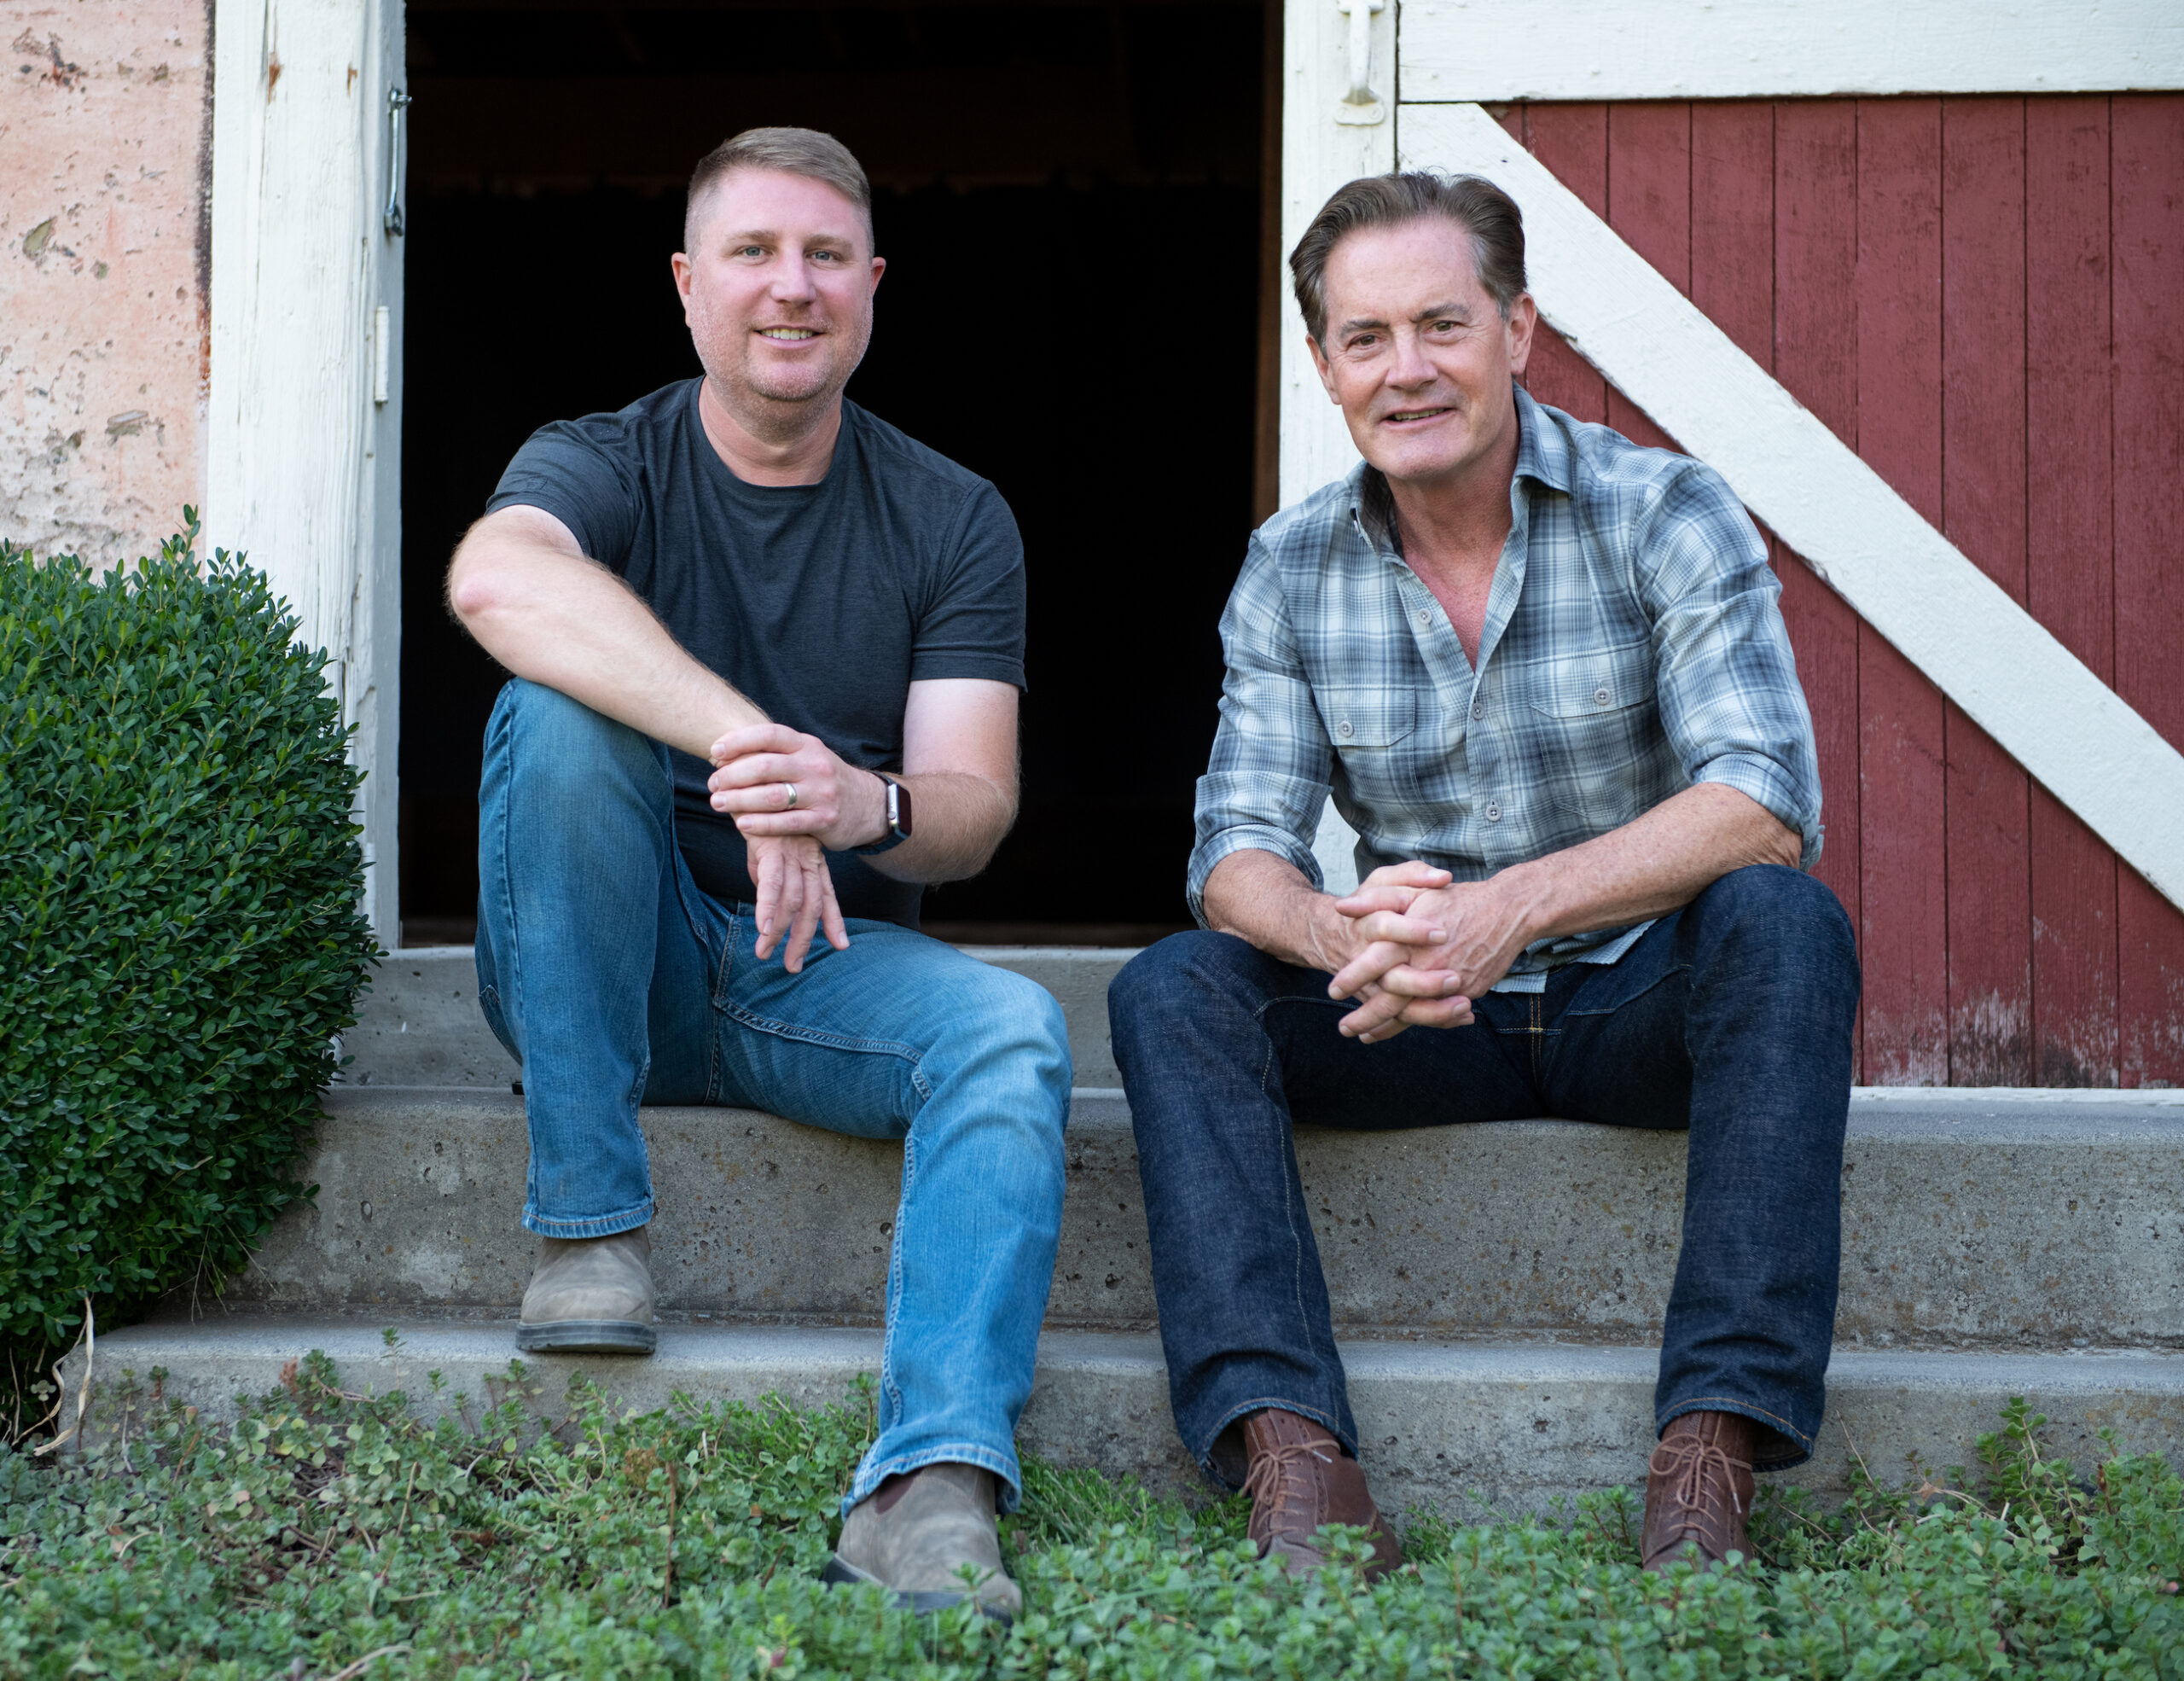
706, 723, 886, 973
1322, 861, 1535, 1044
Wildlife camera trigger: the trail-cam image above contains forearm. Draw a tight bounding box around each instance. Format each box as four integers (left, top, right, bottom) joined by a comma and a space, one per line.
1319, 782, 1796, 1042
1499, 782, 1802, 945
1201, 848, 1350, 974
450, 526, 764, 758
857, 769, 1017, 885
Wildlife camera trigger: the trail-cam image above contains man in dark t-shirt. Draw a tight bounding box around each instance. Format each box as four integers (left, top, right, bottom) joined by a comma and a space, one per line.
447, 128, 1064, 1621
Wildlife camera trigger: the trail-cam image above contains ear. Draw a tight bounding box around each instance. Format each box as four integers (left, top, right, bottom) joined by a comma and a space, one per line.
1308, 333, 1340, 404
1505, 294, 1537, 381
868, 254, 886, 294
671, 252, 696, 317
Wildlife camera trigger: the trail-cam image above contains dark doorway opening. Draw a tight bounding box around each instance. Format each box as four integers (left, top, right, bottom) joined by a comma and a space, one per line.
398, 0, 1275, 946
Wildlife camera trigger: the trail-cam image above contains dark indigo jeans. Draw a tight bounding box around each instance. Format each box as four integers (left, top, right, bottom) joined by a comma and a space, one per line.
1108, 864, 1859, 1480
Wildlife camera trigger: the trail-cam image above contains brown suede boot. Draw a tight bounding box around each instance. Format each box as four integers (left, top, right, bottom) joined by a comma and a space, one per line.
1239, 1408, 1403, 1579
1641, 1411, 1757, 1573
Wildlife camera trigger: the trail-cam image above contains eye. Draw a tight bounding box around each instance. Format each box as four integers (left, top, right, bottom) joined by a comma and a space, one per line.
735, 244, 766, 259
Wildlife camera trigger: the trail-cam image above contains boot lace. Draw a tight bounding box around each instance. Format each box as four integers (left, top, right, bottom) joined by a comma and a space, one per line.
1242, 1439, 1334, 1516
1648, 1434, 1752, 1528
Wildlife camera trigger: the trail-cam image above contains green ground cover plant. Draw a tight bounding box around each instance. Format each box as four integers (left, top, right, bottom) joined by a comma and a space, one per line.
3, 1355, 2178, 1679
0, 517, 375, 1405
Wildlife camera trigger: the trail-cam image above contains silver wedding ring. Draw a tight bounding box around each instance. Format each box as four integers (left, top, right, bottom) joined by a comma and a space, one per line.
781, 782, 799, 809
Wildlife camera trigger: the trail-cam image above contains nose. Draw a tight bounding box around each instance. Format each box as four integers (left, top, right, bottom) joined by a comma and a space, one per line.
1386, 326, 1435, 388
769, 255, 818, 304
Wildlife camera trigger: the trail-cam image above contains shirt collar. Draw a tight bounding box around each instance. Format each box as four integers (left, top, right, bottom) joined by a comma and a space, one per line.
1347, 381, 1568, 551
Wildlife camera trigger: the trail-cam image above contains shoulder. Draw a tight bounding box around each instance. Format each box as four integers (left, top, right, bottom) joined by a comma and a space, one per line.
502, 381, 697, 496
840, 402, 1004, 521
1527, 393, 1757, 567
1250, 465, 1368, 569
1220, 467, 1377, 643
531, 378, 696, 454
1531, 396, 1740, 521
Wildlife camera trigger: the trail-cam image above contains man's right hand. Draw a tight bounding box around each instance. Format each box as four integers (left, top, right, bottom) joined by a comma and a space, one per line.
746, 832, 850, 973
1327, 858, 1554, 1042
1310, 861, 1475, 1040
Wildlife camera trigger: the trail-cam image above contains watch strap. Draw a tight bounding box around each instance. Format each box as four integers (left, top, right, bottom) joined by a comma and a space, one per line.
851, 774, 912, 856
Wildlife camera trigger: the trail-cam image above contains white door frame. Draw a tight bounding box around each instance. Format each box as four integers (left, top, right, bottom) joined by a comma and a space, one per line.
207, 0, 405, 952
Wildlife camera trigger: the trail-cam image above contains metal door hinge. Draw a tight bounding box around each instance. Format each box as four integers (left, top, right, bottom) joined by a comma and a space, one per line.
1334, 0, 1387, 126
384, 88, 413, 236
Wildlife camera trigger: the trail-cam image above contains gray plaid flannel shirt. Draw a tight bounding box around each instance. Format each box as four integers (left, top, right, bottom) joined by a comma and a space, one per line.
1188, 385, 1823, 991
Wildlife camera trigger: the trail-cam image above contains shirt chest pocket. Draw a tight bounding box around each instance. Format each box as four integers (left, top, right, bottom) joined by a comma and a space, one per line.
1520, 640, 1660, 817
1319, 688, 1420, 808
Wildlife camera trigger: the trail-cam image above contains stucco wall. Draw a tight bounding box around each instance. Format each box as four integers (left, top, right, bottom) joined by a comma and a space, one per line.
1, 0, 209, 565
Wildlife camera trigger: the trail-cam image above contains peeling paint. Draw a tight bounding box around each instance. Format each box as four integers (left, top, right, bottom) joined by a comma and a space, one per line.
0, 1, 207, 561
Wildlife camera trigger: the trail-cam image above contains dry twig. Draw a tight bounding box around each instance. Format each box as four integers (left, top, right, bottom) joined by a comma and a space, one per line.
32, 1295, 94, 1457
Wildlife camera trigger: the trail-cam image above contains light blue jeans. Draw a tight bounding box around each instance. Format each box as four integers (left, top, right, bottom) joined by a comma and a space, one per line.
473, 678, 1072, 1512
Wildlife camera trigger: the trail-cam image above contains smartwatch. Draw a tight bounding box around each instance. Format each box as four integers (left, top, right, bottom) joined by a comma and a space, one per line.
852, 773, 914, 855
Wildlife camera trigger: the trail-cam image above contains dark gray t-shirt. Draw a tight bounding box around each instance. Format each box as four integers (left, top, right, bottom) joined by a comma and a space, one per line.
487, 380, 1026, 928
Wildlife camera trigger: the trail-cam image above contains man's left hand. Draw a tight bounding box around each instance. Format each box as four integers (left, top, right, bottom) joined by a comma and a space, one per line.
708, 723, 887, 852
1327, 870, 1541, 1044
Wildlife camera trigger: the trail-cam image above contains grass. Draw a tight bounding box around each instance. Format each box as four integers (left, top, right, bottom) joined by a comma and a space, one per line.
2, 1350, 2181, 1678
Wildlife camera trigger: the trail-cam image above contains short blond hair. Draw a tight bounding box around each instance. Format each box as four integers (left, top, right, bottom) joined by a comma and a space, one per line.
684, 126, 874, 252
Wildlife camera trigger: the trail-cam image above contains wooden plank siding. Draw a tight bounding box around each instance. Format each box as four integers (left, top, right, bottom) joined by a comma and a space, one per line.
2114, 96, 2184, 1087
1495, 95, 2184, 1085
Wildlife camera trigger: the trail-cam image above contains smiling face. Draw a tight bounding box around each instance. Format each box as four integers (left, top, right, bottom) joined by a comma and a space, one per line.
1310, 213, 1536, 493
671, 167, 885, 441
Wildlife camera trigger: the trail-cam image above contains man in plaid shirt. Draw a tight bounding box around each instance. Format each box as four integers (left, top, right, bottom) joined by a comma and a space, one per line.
1110, 172, 1859, 1578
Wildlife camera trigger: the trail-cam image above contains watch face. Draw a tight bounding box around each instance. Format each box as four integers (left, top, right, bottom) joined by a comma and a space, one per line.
892, 777, 914, 839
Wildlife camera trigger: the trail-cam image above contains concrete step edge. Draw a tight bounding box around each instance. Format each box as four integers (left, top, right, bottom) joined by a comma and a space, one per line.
70, 1317, 2184, 1518
351, 946, 2184, 1105
234, 1085, 2184, 1346
318, 1081, 2184, 1139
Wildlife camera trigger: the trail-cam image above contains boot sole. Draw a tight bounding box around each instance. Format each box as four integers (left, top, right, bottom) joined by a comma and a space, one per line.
820, 1555, 1015, 1625
514, 1321, 656, 1354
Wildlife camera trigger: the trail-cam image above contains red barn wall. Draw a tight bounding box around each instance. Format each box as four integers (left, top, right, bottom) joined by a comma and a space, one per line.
1498, 96, 2184, 1087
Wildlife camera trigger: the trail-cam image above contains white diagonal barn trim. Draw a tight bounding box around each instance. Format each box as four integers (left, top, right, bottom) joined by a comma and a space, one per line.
1394, 99, 2184, 912
1399, 0, 2184, 102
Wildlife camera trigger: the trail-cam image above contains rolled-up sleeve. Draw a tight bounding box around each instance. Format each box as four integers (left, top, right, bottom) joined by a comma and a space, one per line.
1186, 542, 1334, 924
1639, 465, 1826, 869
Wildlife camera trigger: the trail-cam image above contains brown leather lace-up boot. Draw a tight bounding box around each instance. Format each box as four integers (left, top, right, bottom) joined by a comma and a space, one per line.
1641, 1410, 1757, 1573
1239, 1408, 1403, 1579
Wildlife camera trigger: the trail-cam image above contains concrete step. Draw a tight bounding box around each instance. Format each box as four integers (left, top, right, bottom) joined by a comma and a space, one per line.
224, 1086, 2184, 1349
341, 945, 1133, 1091
69, 1315, 2184, 1519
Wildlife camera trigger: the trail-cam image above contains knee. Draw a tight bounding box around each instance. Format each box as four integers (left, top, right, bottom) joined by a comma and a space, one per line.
491, 678, 664, 795
1693, 866, 1859, 993
1110, 931, 1258, 1029
947, 967, 1072, 1097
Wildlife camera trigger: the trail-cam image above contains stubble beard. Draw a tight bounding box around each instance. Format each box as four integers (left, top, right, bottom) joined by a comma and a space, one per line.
697, 310, 873, 450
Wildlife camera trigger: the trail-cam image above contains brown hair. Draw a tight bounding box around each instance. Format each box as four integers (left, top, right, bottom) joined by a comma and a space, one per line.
683, 126, 874, 252
1289, 171, 1526, 346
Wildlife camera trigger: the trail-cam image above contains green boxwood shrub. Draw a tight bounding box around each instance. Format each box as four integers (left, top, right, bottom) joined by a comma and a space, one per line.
0, 514, 375, 1361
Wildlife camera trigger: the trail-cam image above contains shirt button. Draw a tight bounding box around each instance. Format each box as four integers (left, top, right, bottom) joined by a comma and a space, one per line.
1594, 686, 1612, 706
1415, 608, 1432, 628
1471, 701, 1485, 721
1484, 802, 1502, 822
1337, 719, 1354, 739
